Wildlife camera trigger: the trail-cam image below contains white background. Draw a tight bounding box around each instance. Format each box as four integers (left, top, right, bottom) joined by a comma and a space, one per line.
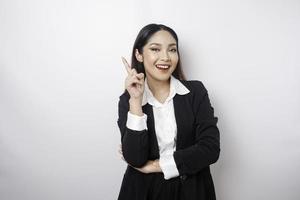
1, 0, 299, 199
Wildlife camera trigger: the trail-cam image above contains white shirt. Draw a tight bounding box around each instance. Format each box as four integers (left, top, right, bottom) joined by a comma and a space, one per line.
126, 76, 190, 180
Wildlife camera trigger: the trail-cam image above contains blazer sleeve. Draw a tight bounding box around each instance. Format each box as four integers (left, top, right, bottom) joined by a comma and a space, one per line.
174, 81, 220, 175
117, 91, 149, 167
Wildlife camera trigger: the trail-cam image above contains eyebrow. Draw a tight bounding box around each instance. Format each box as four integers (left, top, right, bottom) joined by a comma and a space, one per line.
149, 43, 177, 46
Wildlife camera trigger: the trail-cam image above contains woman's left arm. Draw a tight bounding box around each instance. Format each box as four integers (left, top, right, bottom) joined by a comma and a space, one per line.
173, 81, 220, 176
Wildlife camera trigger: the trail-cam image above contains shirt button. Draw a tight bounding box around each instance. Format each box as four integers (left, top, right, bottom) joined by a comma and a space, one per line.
180, 175, 187, 180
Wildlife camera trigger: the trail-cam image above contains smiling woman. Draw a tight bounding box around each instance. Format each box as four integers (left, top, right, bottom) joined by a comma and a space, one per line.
117, 23, 220, 200
138, 32, 178, 75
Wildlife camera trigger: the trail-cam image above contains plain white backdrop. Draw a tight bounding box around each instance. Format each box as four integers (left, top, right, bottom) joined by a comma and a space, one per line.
1, 0, 299, 199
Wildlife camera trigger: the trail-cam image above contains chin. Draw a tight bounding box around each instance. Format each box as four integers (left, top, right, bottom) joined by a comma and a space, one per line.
153, 74, 172, 82
146, 68, 175, 82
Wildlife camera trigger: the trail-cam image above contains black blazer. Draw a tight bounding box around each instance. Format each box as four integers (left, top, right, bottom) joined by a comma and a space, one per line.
117, 80, 220, 200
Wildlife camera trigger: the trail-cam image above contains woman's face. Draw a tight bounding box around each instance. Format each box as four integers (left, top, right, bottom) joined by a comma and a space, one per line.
136, 30, 179, 83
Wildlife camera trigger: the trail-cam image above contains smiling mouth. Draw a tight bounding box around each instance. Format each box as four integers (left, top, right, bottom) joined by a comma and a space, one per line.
155, 64, 170, 70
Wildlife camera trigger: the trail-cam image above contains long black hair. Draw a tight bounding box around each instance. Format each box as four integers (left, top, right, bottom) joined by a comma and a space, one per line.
130, 23, 186, 80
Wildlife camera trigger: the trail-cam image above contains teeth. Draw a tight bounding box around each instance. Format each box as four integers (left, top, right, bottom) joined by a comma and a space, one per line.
156, 64, 170, 69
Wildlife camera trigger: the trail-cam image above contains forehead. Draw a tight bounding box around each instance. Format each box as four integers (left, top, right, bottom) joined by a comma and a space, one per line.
146, 30, 177, 46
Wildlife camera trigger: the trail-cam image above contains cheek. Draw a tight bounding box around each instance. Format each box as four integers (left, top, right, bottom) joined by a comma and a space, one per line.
148, 53, 158, 60
144, 54, 157, 65
171, 54, 179, 64
143, 58, 155, 70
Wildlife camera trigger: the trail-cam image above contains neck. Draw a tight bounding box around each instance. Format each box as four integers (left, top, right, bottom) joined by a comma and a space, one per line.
146, 76, 171, 98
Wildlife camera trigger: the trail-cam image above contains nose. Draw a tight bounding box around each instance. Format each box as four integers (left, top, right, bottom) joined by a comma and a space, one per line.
160, 50, 170, 61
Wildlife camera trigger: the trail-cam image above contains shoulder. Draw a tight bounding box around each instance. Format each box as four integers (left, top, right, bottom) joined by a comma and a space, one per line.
178, 80, 213, 116
179, 80, 208, 98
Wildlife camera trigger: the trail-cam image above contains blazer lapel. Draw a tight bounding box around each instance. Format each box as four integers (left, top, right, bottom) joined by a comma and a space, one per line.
173, 93, 194, 149
173, 94, 185, 149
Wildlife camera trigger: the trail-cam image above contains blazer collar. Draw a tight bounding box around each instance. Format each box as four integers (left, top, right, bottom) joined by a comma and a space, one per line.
142, 76, 190, 106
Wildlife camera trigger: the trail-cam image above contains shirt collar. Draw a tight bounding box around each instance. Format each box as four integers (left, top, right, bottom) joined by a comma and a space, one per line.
142, 75, 190, 107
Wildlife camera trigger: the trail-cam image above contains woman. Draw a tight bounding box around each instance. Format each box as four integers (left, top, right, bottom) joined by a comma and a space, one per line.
117, 23, 220, 200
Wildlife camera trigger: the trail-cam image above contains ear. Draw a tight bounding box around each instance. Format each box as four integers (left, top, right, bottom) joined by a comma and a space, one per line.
135, 49, 143, 62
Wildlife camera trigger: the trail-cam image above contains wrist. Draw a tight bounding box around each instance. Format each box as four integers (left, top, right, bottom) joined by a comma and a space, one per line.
129, 98, 143, 116
129, 97, 142, 105
153, 159, 162, 173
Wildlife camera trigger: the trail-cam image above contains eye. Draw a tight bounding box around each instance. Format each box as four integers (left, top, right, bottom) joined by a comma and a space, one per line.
150, 48, 160, 52
170, 48, 177, 53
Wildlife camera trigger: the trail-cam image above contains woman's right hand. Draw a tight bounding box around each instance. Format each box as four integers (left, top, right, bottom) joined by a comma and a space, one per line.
122, 57, 145, 101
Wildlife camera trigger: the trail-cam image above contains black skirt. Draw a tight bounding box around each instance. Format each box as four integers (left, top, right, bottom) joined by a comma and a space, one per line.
118, 166, 184, 200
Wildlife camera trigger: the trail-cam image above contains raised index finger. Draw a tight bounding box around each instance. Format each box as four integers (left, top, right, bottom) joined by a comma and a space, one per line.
121, 57, 132, 75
